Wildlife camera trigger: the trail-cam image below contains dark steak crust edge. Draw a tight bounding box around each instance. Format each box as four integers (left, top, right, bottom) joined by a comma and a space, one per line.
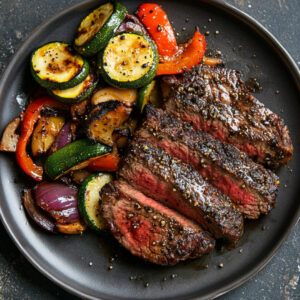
162, 63, 293, 168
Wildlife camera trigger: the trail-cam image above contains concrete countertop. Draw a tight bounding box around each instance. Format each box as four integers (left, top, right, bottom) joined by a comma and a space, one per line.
0, 0, 299, 299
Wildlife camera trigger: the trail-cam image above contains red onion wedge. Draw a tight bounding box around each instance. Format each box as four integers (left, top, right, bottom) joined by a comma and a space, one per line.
23, 189, 56, 233
49, 121, 73, 153
116, 14, 149, 36
34, 182, 80, 224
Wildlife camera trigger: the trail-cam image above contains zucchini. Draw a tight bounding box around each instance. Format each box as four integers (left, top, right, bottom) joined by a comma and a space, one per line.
78, 173, 113, 231
137, 80, 156, 112
98, 32, 158, 89
87, 100, 131, 146
74, 2, 127, 57
45, 139, 111, 180
138, 80, 162, 112
31, 42, 90, 90
48, 72, 98, 103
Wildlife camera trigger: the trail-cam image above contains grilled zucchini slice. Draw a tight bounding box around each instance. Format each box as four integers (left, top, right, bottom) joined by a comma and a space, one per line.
78, 173, 113, 231
74, 2, 127, 57
45, 139, 111, 180
87, 100, 131, 146
98, 32, 158, 89
30, 42, 90, 90
48, 72, 98, 103
137, 80, 155, 112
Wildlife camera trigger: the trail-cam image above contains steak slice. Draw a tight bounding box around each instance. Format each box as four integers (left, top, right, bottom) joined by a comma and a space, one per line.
162, 63, 293, 168
101, 181, 215, 265
135, 106, 279, 219
118, 142, 243, 247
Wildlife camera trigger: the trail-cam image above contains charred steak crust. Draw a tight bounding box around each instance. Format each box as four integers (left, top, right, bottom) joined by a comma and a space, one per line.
101, 181, 215, 265
119, 142, 243, 247
135, 106, 279, 218
162, 63, 293, 168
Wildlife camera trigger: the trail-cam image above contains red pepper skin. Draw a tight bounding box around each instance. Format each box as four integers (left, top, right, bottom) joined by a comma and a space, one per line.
137, 3, 178, 57
87, 153, 120, 172
156, 29, 206, 76
16, 96, 66, 181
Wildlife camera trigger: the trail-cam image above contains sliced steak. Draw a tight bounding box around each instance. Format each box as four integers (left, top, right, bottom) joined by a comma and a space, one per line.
135, 106, 279, 219
162, 63, 293, 168
118, 142, 243, 247
101, 181, 215, 265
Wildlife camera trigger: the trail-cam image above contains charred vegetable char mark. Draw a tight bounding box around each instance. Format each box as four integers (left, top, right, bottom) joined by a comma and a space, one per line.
86, 100, 131, 146
31, 42, 90, 90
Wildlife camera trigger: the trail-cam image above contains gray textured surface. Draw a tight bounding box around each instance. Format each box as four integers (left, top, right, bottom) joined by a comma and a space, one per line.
0, 0, 299, 299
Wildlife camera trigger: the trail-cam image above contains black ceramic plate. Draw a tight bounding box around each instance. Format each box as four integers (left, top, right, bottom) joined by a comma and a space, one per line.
0, 1, 299, 299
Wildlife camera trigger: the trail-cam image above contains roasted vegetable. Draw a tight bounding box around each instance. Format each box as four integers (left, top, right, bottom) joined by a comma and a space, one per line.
49, 121, 75, 153
30, 42, 90, 90
112, 127, 130, 148
56, 222, 86, 234
74, 2, 127, 57
48, 72, 98, 103
137, 80, 161, 112
16, 97, 67, 181
91, 87, 137, 107
70, 99, 89, 121
137, 3, 178, 57
31, 116, 65, 156
78, 173, 113, 231
99, 32, 158, 89
23, 189, 56, 233
116, 14, 149, 36
87, 153, 120, 172
45, 139, 111, 180
156, 29, 206, 75
87, 100, 131, 146
35, 182, 80, 224
0, 116, 22, 152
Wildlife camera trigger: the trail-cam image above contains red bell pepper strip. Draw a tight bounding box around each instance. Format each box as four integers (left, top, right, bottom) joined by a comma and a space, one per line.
16, 96, 67, 181
137, 3, 178, 57
87, 153, 120, 172
156, 29, 206, 76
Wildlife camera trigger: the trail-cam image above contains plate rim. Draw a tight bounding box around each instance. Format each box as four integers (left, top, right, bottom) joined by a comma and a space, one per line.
0, 1, 299, 300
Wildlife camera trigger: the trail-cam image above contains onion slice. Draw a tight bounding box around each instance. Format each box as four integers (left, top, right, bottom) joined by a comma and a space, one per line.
23, 189, 56, 233
50, 121, 73, 153
34, 182, 80, 224
117, 14, 149, 36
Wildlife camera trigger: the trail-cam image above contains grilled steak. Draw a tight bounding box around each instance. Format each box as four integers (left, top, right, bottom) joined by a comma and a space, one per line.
135, 106, 279, 219
101, 181, 215, 265
118, 142, 243, 247
162, 63, 293, 168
